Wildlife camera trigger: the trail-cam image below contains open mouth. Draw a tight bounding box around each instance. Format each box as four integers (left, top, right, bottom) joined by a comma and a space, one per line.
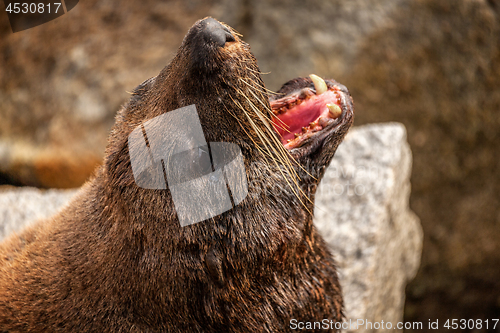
269, 74, 352, 155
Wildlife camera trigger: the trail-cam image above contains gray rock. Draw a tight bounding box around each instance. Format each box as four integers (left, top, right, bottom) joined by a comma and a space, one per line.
314, 123, 422, 332
0, 187, 78, 241
0, 123, 423, 331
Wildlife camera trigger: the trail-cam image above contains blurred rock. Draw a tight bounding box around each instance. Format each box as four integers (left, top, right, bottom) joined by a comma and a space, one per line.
315, 123, 422, 332
338, 0, 500, 323
212, 0, 406, 91
0, 123, 423, 331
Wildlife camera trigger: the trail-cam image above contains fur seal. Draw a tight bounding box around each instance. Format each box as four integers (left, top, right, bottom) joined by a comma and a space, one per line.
0, 17, 354, 332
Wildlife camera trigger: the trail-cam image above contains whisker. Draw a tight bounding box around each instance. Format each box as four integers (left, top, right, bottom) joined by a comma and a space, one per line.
245, 87, 291, 133
233, 88, 315, 210
242, 88, 316, 182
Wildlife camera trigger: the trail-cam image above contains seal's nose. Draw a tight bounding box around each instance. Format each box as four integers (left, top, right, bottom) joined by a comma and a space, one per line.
199, 18, 235, 47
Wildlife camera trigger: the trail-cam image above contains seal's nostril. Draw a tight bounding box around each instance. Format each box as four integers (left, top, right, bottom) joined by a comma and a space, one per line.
199, 18, 235, 47
225, 32, 236, 43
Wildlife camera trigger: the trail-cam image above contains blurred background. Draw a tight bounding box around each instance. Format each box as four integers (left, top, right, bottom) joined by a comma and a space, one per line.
1, 0, 499, 330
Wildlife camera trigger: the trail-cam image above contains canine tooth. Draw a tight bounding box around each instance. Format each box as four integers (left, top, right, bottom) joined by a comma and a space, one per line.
327, 103, 342, 118
302, 127, 308, 133
294, 133, 300, 138
309, 121, 317, 128
309, 74, 327, 95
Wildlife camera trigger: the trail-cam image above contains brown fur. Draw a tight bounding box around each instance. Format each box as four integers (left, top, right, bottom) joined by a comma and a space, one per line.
0, 18, 353, 332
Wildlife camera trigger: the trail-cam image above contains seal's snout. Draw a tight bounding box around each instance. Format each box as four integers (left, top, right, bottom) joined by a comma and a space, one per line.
181, 17, 239, 74
198, 17, 235, 47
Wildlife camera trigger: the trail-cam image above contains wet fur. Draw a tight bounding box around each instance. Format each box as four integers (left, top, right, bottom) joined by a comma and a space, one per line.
0, 18, 351, 332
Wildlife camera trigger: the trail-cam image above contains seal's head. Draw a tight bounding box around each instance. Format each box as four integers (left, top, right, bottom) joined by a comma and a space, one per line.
107, 17, 353, 204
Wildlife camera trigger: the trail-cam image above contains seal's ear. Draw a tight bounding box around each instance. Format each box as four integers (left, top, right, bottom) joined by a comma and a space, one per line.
127, 77, 156, 112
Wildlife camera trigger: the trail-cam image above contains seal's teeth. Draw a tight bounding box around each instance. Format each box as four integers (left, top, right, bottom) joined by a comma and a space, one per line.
309, 74, 327, 95
294, 133, 300, 138
302, 127, 308, 133
299, 88, 315, 99
309, 121, 317, 129
318, 116, 329, 128
327, 103, 342, 118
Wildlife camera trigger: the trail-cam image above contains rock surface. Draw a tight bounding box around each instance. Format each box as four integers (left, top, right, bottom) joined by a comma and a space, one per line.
315, 123, 422, 332
0, 123, 423, 331
335, 0, 500, 323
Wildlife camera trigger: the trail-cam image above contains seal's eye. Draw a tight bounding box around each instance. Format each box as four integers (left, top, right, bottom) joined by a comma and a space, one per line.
199, 17, 235, 48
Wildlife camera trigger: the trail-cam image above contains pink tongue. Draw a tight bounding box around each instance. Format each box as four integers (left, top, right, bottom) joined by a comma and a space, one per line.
272, 95, 329, 141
